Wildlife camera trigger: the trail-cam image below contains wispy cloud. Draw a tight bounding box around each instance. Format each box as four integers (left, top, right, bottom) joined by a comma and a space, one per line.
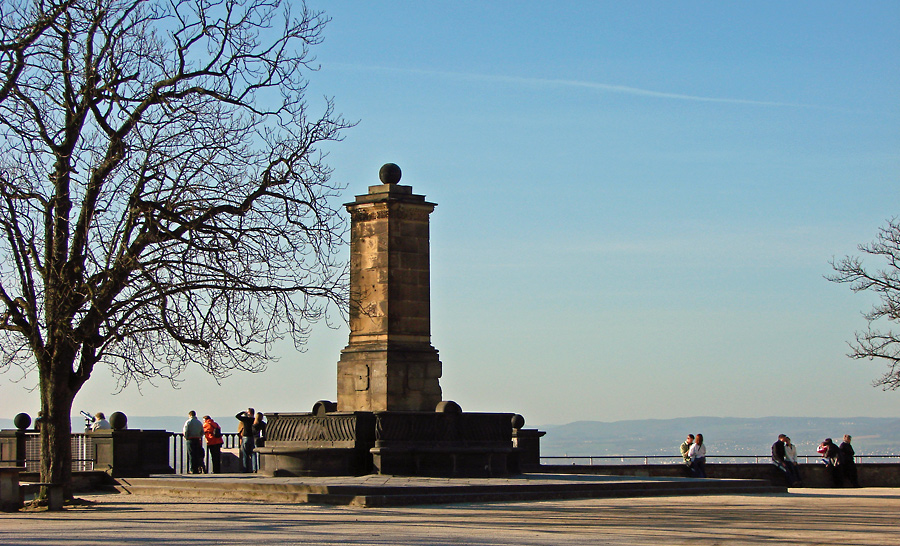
328, 63, 817, 109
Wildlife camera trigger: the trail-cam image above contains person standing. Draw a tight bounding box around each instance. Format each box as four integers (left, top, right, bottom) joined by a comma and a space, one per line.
91, 412, 111, 431
252, 412, 267, 472
183, 410, 205, 474
203, 415, 224, 474
839, 434, 859, 487
688, 433, 707, 478
235, 408, 256, 472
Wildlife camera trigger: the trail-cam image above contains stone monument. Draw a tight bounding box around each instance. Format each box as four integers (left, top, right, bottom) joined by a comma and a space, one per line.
336, 162, 442, 412
256, 164, 525, 477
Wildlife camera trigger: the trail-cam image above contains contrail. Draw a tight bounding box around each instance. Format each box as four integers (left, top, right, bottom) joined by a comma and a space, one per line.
328, 63, 817, 109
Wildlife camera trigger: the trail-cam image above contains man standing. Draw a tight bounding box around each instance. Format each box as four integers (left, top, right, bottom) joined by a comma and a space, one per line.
183, 410, 205, 474
680, 434, 694, 467
839, 434, 859, 487
235, 408, 256, 472
203, 415, 224, 474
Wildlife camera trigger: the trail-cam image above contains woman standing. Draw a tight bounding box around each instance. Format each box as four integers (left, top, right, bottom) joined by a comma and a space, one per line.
688, 433, 707, 478
203, 415, 225, 474
252, 412, 267, 472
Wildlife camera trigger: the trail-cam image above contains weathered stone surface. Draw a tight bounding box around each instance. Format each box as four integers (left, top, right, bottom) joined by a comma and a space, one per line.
338, 177, 442, 412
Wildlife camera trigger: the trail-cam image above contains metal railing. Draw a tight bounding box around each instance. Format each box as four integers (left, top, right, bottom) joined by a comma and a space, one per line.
10, 431, 245, 474
18, 433, 94, 472
539, 454, 900, 465
169, 432, 242, 474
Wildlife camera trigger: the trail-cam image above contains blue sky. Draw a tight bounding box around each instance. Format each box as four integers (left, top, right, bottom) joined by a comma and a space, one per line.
3, 1, 899, 427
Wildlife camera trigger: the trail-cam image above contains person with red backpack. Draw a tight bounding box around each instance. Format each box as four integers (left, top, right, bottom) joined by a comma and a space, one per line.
203, 415, 225, 474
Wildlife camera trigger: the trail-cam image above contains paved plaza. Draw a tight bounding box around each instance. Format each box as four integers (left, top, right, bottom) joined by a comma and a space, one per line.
1, 487, 898, 545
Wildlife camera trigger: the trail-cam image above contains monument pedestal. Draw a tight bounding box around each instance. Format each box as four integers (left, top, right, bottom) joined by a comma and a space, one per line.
257, 411, 514, 477
337, 342, 442, 413
255, 412, 376, 476
370, 412, 513, 477
91, 429, 173, 477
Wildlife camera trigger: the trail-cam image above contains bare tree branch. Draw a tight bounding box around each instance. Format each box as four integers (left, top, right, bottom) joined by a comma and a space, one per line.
828, 217, 900, 390
0, 0, 352, 494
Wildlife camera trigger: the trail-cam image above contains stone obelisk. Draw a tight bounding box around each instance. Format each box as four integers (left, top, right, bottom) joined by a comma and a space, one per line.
336, 163, 443, 412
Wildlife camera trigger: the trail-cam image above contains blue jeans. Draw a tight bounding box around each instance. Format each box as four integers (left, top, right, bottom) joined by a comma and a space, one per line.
691, 457, 707, 478
186, 438, 204, 473
775, 461, 801, 485
240, 436, 255, 472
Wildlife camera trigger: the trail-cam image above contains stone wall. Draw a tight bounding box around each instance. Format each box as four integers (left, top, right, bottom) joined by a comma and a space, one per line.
540, 463, 900, 487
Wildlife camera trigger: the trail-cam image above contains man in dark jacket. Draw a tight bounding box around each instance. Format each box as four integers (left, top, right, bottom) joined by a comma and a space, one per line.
235, 408, 256, 472
771, 433, 796, 485
822, 438, 843, 487
839, 434, 859, 487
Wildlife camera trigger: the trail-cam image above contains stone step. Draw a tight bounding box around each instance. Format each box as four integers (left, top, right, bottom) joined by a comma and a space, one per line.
112, 475, 785, 507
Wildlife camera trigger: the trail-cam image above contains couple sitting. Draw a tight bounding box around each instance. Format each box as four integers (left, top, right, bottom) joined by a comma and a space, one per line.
772, 434, 802, 486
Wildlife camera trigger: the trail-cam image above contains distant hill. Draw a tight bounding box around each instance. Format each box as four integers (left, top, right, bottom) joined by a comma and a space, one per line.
538, 416, 900, 457
4, 415, 898, 458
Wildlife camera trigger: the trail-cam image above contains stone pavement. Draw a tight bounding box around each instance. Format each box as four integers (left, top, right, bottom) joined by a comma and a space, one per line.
110, 472, 784, 506
1, 487, 899, 545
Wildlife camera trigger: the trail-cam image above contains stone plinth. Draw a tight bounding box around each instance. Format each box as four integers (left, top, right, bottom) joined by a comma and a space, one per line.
90, 430, 173, 477
255, 412, 377, 476
338, 181, 442, 412
256, 411, 515, 477
0, 466, 24, 512
511, 428, 546, 472
0, 430, 27, 468
371, 412, 514, 477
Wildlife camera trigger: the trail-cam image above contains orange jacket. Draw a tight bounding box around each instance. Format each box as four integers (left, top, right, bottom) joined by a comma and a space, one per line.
203, 419, 224, 446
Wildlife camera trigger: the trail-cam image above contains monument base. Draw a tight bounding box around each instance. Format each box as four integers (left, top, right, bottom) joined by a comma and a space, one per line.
257, 410, 516, 477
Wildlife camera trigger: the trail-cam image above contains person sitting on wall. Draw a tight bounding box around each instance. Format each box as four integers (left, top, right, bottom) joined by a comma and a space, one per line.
680, 434, 694, 476
839, 434, 859, 487
91, 412, 111, 431
687, 433, 707, 478
772, 433, 801, 486
782, 436, 802, 487
822, 438, 843, 487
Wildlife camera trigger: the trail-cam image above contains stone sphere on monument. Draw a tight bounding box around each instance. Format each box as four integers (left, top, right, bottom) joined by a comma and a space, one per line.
435, 400, 462, 414
379, 162, 402, 184
109, 411, 128, 430
13, 412, 31, 430
511, 414, 526, 430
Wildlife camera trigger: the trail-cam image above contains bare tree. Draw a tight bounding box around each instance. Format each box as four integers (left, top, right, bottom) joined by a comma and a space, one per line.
829, 217, 900, 390
0, 0, 351, 497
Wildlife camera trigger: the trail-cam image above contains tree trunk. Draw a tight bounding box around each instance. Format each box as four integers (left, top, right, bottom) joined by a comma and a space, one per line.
40, 368, 77, 501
